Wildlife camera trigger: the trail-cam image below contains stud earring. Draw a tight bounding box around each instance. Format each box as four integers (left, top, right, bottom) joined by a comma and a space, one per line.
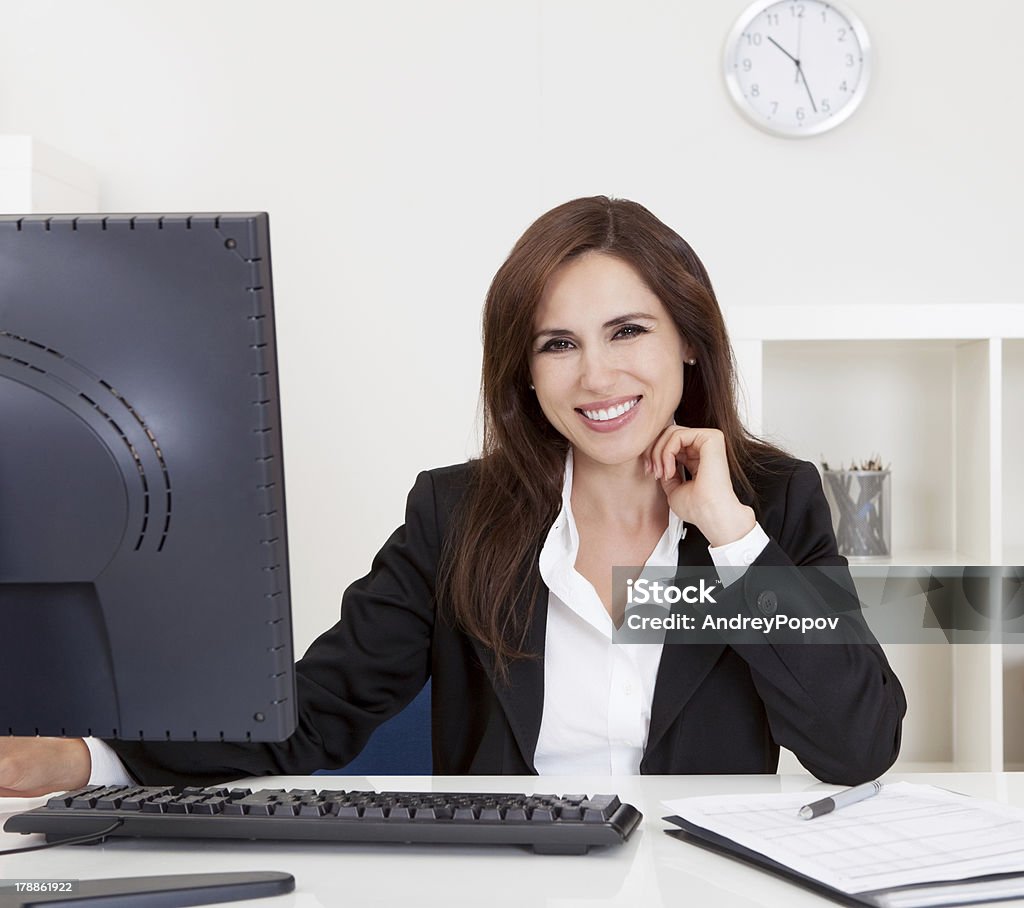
686, 358, 696, 365
529, 383, 535, 390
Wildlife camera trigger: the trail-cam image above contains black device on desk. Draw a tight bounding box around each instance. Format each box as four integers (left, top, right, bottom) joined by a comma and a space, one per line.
6, 784, 642, 855
0, 213, 296, 905
0, 214, 643, 906
0, 213, 294, 743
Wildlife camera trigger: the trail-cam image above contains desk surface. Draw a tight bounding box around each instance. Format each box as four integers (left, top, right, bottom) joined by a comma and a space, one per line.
4, 772, 1024, 907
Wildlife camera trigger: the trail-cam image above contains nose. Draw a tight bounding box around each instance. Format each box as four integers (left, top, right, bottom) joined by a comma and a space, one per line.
578, 343, 617, 393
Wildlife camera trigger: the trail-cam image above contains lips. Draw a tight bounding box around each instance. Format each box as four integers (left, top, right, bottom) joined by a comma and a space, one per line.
575, 396, 642, 422
574, 395, 643, 433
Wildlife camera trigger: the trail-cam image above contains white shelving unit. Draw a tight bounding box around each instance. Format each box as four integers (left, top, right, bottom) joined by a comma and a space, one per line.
726, 303, 1024, 772
1003, 338, 1024, 769
0, 135, 98, 213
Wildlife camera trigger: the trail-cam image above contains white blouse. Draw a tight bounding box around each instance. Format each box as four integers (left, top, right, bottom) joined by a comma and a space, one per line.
533, 451, 768, 775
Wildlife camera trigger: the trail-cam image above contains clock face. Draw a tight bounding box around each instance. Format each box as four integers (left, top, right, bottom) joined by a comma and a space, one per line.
723, 0, 871, 137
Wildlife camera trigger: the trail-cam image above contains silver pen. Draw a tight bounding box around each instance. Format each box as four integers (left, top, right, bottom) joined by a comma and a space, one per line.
798, 780, 883, 820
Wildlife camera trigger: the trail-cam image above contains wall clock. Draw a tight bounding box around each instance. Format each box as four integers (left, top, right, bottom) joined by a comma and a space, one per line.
723, 0, 871, 137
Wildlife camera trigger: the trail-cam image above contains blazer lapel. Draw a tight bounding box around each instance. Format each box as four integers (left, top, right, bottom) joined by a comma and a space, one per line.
469, 578, 548, 772
644, 525, 727, 759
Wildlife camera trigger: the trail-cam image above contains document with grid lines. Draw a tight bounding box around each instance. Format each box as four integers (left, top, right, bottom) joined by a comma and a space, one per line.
663, 782, 1024, 907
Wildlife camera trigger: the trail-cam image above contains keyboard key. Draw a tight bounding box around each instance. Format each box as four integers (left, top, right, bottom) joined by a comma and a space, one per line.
46, 793, 77, 809
142, 797, 174, 814
70, 794, 99, 809
96, 794, 125, 810
581, 795, 622, 822
119, 796, 148, 811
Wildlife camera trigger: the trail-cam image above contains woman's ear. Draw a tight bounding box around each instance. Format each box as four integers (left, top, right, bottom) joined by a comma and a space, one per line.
679, 337, 696, 367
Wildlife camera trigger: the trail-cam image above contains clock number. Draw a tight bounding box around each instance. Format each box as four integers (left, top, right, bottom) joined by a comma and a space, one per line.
837, 27, 847, 42
765, 12, 780, 26
744, 31, 763, 46
796, 106, 806, 121
821, 99, 831, 113
750, 84, 760, 97
742, 58, 753, 72
790, 3, 805, 18
770, 101, 779, 115
845, 53, 855, 67
839, 80, 848, 92
820, 9, 828, 22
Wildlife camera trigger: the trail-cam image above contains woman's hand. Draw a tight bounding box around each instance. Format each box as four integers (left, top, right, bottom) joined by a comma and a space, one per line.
0, 737, 91, 797
645, 425, 755, 547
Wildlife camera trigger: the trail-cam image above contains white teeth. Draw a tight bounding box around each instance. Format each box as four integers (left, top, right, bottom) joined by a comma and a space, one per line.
582, 397, 639, 422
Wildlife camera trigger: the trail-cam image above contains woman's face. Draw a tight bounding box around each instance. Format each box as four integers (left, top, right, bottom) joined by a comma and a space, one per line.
528, 252, 690, 470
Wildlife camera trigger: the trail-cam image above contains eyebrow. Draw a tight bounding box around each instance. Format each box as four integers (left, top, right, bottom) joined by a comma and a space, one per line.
532, 312, 659, 342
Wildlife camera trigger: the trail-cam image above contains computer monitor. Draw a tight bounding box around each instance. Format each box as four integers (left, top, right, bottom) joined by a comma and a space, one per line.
1, 213, 297, 904
0, 212, 295, 742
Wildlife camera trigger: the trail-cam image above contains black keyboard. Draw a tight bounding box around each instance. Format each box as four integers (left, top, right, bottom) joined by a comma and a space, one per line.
4, 785, 643, 855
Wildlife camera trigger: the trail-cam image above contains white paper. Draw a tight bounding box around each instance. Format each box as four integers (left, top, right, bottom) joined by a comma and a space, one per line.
663, 782, 1024, 896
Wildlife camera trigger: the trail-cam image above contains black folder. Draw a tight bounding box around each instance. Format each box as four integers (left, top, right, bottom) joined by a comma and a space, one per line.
664, 816, 1024, 908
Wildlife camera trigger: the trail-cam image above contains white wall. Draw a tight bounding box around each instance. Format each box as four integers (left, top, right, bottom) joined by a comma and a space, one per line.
1, 0, 1020, 652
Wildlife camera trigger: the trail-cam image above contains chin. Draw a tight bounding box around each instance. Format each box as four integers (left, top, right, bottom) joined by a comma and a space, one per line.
572, 440, 647, 468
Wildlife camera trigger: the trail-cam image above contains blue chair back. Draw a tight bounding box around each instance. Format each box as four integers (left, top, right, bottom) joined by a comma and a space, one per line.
315, 680, 432, 776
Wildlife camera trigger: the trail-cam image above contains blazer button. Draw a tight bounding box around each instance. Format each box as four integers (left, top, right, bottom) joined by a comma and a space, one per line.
756, 590, 778, 616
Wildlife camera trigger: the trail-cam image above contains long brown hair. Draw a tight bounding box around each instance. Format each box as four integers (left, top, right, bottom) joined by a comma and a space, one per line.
438, 196, 786, 676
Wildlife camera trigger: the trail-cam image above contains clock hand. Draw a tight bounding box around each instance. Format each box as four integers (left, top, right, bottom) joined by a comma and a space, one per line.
767, 34, 817, 114
795, 61, 818, 113
796, 14, 803, 83
767, 35, 798, 65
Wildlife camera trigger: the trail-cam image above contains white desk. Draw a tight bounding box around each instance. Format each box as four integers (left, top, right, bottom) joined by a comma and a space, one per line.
4, 773, 1024, 907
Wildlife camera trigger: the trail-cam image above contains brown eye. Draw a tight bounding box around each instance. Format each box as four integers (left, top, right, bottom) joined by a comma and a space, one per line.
539, 338, 574, 353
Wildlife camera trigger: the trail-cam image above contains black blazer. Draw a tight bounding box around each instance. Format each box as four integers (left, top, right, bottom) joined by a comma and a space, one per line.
110, 458, 906, 787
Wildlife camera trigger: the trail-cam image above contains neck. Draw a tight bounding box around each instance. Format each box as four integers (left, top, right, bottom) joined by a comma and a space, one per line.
569, 449, 668, 530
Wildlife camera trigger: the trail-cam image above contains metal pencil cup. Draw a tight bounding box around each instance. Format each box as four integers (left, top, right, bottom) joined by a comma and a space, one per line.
822, 470, 891, 560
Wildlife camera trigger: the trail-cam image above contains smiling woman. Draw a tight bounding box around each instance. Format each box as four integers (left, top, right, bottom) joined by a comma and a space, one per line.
0, 196, 906, 794
443, 198, 797, 670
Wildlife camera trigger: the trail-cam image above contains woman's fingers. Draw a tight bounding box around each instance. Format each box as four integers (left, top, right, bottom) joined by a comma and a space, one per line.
648, 425, 681, 479
649, 425, 721, 480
